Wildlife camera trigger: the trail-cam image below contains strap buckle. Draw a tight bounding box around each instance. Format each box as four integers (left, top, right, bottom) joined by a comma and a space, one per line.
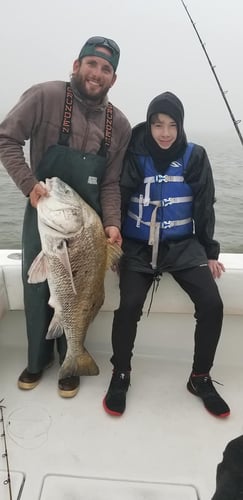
155, 175, 168, 183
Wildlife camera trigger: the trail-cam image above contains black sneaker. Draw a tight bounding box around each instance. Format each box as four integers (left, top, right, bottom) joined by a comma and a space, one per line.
103, 371, 130, 416
187, 373, 230, 418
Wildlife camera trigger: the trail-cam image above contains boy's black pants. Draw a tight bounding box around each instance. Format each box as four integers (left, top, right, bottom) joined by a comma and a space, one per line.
110, 266, 223, 373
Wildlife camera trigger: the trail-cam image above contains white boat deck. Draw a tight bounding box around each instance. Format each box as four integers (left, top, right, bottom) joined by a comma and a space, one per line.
0, 250, 243, 500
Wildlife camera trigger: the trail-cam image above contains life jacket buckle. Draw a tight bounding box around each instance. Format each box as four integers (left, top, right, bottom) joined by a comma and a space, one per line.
155, 174, 168, 183
162, 220, 172, 229
162, 198, 172, 207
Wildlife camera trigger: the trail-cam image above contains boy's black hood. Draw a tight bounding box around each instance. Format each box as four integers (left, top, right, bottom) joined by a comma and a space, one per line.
146, 91, 185, 135
129, 92, 188, 172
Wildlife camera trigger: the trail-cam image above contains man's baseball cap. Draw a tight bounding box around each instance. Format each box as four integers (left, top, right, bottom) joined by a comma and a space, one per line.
78, 36, 120, 71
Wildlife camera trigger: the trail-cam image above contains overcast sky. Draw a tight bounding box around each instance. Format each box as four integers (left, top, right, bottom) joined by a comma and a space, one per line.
1, 0, 243, 138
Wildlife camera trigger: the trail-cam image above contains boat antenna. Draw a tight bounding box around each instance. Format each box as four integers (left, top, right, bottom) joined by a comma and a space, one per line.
179, 0, 243, 147
0, 400, 13, 500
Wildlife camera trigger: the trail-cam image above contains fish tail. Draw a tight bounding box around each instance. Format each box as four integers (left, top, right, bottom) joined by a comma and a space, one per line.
46, 313, 64, 339
106, 242, 123, 269
59, 349, 99, 379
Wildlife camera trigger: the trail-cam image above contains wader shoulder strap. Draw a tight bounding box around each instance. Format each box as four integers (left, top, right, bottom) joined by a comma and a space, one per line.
58, 83, 113, 155
58, 83, 73, 146
98, 101, 113, 157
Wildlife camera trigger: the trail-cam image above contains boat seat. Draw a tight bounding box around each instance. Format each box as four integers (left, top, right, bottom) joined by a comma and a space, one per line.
0, 250, 243, 316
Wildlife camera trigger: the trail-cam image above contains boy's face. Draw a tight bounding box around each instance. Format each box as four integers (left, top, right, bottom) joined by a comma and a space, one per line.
151, 113, 177, 149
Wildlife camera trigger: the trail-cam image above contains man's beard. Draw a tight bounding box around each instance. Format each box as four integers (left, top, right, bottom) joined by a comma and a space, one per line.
72, 73, 109, 103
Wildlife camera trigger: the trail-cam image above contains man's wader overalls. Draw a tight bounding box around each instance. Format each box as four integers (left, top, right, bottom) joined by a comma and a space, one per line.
22, 84, 113, 373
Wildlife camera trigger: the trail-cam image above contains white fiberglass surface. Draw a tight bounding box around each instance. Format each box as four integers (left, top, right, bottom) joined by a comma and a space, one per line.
1, 338, 243, 500
39, 475, 199, 500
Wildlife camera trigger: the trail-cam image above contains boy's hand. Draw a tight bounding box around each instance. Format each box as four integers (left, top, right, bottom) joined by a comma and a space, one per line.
208, 259, 225, 279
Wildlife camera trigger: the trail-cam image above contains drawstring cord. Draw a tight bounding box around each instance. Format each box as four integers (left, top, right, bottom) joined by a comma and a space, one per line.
147, 274, 161, 316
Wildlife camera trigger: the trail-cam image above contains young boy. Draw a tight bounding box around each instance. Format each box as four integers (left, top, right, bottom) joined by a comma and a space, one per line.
103, 91, 230, 418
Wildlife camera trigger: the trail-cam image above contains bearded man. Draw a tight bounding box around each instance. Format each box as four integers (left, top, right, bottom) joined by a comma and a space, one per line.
0, 36, 131, 398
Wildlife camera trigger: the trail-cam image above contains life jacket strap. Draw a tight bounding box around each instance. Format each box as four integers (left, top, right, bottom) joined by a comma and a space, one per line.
143, 175, 185, 204
144, 174, 185, 183
131, 195, 193, 207
127, 210, 192, 230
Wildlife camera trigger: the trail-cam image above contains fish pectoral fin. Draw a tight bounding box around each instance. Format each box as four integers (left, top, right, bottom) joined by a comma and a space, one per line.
57, 240, 77, 295
106, 242, 123, 270
27, 251, 49, 283
46, 313, 64, 339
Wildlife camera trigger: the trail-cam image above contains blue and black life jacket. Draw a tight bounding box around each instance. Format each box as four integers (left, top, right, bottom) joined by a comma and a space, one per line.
122, 143, 194, 268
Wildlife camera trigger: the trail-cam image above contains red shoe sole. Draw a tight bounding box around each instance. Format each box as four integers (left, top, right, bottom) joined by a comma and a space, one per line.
102, 397, 123, 416
207, 409, 230, 418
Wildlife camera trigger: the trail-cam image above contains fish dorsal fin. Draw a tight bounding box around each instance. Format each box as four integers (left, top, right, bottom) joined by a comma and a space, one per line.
27, 250, 49, 283
56, 240, 77, 295
106, 242, 123, 270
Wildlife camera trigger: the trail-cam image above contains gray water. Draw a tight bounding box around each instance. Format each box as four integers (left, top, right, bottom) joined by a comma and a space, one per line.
0, 133, 243, 252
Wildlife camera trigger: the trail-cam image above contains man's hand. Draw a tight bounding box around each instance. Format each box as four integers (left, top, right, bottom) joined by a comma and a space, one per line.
104, 226, 122, 246
29, 182, 49, 208
208, 259, 225, 279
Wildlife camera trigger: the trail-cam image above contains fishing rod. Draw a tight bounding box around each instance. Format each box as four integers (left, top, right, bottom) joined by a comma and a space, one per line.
0, 399, 13, 500
180, 0, 243, 147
